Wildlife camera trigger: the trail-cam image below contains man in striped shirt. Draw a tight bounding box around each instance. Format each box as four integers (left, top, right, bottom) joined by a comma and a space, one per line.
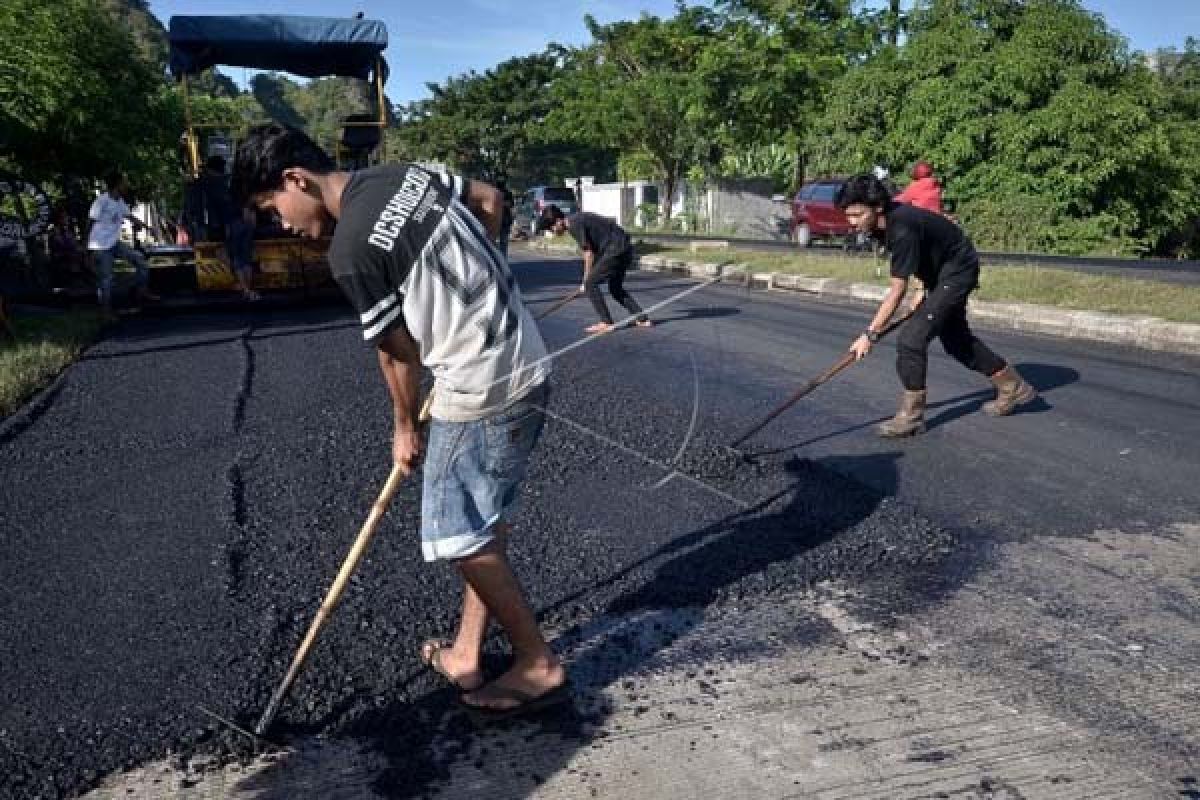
232, 124, 567, 718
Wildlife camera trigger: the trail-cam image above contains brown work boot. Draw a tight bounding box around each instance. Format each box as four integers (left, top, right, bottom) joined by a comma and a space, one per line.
877, 389, 927, 438
982, 365, 1037, 416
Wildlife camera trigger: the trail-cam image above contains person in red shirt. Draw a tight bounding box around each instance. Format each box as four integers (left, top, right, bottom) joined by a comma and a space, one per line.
896, 161, 943, 214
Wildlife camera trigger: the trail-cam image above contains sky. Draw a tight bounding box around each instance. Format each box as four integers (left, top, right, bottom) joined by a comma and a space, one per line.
148, 0, 1200, 105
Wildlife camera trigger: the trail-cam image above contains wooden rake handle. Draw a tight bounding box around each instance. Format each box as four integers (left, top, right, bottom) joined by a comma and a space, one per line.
256, 395, 432, 736
535, 288, 583, 321
730, 309, 916, 449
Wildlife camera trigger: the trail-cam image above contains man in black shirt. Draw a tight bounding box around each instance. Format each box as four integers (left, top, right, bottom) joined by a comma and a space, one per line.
541, 206, 652, 333
835, 174, 1036, 437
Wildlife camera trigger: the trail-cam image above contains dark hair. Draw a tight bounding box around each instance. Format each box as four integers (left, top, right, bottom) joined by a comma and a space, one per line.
104, 170, 124, 190
231, 123, 335, 207
834, 174, 893, 210
539, 205, 565, 230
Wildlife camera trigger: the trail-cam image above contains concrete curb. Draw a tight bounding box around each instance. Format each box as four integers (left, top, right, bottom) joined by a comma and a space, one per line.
630, 253, 1200, 356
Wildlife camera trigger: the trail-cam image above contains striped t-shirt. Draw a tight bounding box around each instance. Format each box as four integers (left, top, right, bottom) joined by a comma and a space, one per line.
328, 165, 548, 421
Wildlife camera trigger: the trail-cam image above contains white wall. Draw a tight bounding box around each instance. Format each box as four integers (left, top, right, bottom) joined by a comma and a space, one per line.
576, 179, 685, 228
575, 177, 788, 239
582, 184, 624, 221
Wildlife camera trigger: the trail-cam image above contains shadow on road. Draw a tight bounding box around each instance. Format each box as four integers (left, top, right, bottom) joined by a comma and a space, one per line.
234, 452, 947, 799
923, 361, 1078, 429
744, 361, 1081, 458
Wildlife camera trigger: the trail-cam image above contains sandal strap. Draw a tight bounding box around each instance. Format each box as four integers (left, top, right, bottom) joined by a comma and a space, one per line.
419, 638, 453, 669
463, 683, 567, 711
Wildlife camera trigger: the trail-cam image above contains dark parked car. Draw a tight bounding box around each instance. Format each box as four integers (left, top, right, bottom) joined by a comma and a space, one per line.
790, 179, 855, 247
515, 186, 579, 235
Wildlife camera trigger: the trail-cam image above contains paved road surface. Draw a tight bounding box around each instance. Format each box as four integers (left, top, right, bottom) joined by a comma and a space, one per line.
2, 250, 1197, 799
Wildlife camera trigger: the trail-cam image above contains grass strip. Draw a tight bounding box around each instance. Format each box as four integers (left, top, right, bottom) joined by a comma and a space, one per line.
0, 309, 106, 418
642, 245, 1200, 325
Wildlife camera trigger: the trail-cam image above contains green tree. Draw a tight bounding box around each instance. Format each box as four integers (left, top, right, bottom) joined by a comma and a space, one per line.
0, 0, 177, 196
396, 52, 572, 182
716, 144, 798, 194
548, 9, 721, 220
1150, 38, 1200, 257
99, 0, 169, 68
188, 69, 242, 100
697, 0, 870, 189
810, 0, 1193, 256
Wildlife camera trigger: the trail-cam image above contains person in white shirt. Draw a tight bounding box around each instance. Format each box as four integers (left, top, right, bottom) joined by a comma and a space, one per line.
87, 171, 159, 311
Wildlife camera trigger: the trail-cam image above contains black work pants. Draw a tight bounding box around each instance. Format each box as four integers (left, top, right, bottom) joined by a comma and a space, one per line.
586, 248, 645, 324
896, 282, 1006, 391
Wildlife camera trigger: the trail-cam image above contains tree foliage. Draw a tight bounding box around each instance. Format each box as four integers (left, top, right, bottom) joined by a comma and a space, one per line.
397, 52, 554, 181
393, 50, 615, 186
243, 73, 376, 154
97, 0, 169, 68
698, 0, 869, 186
809, 0, 1195, 255
1151, 38, 1200, 257
3, 0, 1198, 255
0, 0, 395, 212
547, 9, 723, 219
0, 0, 176, 199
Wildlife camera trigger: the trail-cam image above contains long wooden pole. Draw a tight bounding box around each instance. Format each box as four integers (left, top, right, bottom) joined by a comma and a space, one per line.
181, 74, 200, 179
730, 309, 916, 449
375, 57, 387, 165
535, 288, 583, 321
256, 394, 432, 736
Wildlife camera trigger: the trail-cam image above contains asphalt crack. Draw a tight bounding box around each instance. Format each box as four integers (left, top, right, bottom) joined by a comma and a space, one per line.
231, 326, 256, 434
223, 325, 260, 601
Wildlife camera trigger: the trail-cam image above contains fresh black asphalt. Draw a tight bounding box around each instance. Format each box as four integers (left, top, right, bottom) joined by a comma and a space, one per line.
1, 252, 1197, 798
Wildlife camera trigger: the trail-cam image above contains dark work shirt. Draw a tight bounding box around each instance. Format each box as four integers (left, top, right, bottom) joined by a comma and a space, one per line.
500, 190, 514, 232
182, 172, 236, 240
327, 164, 548, 421
884, 203, 979, 289
567, 212, 630, 257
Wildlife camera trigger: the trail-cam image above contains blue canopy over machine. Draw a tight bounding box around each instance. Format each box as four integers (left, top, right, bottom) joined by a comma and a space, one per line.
168, 14, 388, 81
168, 15, 390, 177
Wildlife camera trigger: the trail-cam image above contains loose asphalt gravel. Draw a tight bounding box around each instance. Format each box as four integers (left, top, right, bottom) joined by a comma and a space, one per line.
1, 251, 1198, 798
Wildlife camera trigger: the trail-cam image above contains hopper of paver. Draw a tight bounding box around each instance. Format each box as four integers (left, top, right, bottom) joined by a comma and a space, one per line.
166, 14, 389, 297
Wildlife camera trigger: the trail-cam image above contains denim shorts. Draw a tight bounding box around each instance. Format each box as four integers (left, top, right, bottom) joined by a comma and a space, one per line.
420, 384, 548, 562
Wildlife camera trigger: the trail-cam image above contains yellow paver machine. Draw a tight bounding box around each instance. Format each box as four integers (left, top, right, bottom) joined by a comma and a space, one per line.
164, 14, 389, 295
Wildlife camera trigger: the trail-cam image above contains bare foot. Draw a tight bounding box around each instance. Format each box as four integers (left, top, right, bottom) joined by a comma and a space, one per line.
585, 322, 615, 334
461, 654, 566, 712
420, 639, 484, 691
